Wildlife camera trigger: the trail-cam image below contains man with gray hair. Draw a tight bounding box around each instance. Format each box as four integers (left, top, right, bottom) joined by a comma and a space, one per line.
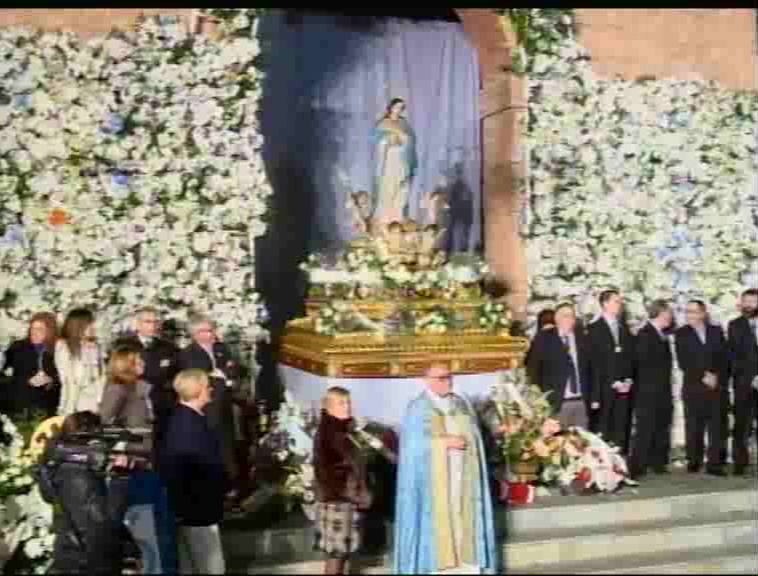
113, 306, 178, 464
177, 313, 241, 500
393, 362, 497, 574
629, 299, 674, 479
526, 302, 591, 430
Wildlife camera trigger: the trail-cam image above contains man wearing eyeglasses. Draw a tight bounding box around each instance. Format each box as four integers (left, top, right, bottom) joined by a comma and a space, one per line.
394, 362, 497, 574
115, 307, 179, 465
177, 314, 240, 502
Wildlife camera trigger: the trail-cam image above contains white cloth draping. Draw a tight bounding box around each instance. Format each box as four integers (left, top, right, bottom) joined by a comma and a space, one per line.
278, 365, 502, 428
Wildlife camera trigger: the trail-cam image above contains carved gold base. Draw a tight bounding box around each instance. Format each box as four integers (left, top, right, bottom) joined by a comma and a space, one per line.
280, 318, 529, 378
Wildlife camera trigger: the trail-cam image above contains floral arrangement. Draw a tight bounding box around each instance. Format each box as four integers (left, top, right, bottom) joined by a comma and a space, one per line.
549, 427, 632, 494
256, 391, 319, 517
487, 371, 633, 495
0, 414, 54, 574
313, 301, 381, 336
414, 307, 450, 335
524, 36, 758, 331
478, 301, 512, 333
299, 237, 508, 337
300, 240, 490, 302
489, 372, 555, 469
0, 12, 271, 372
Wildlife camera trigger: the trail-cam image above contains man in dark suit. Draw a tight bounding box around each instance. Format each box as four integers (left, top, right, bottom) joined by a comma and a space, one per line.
114, 307, 179, 465
675, 300, 729, 476
727, 288, 758, 476
587, 289, 635, 454
527, 302, 591, 429
177, 314, 240, 496
161, 370, 226, 573
629, 300, 673, 479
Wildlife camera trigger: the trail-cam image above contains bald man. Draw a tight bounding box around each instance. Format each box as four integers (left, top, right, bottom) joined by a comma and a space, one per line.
394, 364, 497, 574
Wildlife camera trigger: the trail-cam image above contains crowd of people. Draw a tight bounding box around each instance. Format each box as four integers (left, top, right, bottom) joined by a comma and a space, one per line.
526, 288, 758, 479
1, 306, 252, 574
316, 288, 758, 575
1, 288, 756, 574
1, 307, 250, 494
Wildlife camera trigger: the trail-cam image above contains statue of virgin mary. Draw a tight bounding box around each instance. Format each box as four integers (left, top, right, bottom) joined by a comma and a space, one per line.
373, 98, 417, 227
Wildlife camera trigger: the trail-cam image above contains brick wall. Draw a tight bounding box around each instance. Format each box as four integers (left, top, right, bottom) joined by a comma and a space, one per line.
1, 9, 753, 88
0, 9, 192, 38
576, 9, 756, 91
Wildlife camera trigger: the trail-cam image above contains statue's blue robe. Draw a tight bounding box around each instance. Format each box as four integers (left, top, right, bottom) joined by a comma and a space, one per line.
393, 392, 498, 574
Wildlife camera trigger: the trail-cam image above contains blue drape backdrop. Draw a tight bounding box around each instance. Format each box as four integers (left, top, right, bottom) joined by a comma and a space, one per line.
256, 11, 481, 330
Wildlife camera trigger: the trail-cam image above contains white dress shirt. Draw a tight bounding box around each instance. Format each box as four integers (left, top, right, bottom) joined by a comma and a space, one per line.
560, 331, 582, 400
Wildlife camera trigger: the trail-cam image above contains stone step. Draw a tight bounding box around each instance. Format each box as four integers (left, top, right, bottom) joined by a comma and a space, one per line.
506, 510, 756, 570
231, 510, 756, 573
507, 485, 757, 538
223, 486, 757, 566
520, 544, 758, 574
241, 543, 758, 575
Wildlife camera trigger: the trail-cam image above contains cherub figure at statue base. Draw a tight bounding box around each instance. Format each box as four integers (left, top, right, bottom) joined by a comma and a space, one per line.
347, 190, 376, 238
364, 218, 447, 270
400, 220, 421, 264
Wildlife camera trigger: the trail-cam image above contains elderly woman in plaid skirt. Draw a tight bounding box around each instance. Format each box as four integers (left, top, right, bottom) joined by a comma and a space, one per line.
313, 387, 372, 575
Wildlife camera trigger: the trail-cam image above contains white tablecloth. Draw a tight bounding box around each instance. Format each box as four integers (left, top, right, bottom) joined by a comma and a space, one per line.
279, 365, 503, 427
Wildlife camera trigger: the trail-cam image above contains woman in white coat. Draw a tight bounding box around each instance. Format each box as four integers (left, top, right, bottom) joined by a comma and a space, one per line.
56, 308, 105, 416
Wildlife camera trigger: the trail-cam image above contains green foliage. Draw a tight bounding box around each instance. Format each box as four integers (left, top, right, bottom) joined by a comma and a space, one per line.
494, 9, 576, 75
12, 410, 48, 446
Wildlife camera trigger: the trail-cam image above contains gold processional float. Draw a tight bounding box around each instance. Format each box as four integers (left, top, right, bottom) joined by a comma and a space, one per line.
280, 217, 529, 378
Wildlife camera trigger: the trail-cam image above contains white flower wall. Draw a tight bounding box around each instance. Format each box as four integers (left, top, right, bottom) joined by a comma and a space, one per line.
0, 14, 271, 354
524, 40, 758, 328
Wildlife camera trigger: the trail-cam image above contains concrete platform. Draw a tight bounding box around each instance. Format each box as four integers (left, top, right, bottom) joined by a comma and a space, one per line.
223, 468, 758, 574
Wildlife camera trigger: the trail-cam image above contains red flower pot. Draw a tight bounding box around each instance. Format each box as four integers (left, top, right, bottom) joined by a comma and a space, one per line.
506, 482, 534, 506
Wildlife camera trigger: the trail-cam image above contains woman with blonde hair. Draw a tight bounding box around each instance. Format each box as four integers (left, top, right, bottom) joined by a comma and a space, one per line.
1, 311, 61, 417
56, 308, 105, 417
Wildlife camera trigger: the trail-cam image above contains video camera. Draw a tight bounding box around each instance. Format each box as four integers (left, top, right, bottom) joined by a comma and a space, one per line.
40, 426, 152, 476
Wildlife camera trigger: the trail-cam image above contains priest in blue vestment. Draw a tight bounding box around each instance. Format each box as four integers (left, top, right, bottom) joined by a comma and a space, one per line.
393, 363, 498, 574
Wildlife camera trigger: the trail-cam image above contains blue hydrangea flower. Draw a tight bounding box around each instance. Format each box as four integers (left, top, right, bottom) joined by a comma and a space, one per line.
11, 94, 30, 108
0, 224, 27, 249
654, 246, 671, 261
111, 171, 129, 188
102, 113, 125, 135
672, 270, 691, 293
670, 226, 688, 247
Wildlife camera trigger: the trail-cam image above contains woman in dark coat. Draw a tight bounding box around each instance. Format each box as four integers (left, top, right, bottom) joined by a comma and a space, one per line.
1, 312, 60, 418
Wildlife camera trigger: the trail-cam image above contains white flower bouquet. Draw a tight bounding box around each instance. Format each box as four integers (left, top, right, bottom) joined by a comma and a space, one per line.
478, 301, 512, 333
0, 414, 54, 574
0, 13, 271, 378
414, 307, 450, 335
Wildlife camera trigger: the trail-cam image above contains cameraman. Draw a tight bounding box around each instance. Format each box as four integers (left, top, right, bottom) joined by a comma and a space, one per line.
37, 411, 122, 574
